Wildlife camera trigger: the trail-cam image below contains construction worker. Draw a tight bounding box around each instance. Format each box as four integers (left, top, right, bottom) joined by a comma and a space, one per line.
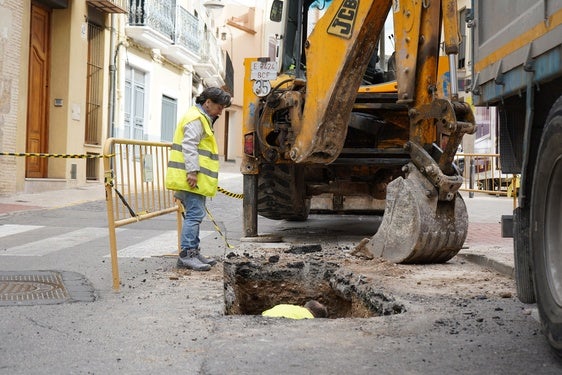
166, 87, 231, 271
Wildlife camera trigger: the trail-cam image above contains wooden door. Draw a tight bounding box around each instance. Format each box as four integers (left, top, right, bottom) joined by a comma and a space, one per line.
26, 2, 50, 178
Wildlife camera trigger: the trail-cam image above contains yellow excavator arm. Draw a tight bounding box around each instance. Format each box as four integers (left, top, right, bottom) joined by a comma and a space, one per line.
292, 0, 473, 167
242, 0, 476, 264
290, 0, 392, 163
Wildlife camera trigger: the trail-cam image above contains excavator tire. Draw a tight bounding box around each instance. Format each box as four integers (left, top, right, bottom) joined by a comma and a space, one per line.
257, 163, 310, 221
364, 163, 468, 264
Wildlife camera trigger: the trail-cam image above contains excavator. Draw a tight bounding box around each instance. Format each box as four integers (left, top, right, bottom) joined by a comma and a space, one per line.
241, 0, 475, 264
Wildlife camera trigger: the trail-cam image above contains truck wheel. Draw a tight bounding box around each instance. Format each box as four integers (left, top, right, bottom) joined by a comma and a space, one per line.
257, 163, 310, 221
513, 207, 535, 303
531, 95, 562, 356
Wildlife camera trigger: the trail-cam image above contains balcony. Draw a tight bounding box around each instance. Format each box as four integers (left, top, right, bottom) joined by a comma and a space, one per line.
87, 0, 128, 13
125, 0, 225, 83
164, 6, 201, 66
126, 0, 175, 51
194, 30, 225, 87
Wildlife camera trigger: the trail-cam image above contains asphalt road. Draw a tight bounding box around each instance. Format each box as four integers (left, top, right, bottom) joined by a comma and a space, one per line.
1, 178, 562, 374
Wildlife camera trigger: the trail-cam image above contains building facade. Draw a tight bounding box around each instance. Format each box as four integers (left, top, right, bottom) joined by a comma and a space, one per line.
0, 1, 486, 196
0, 0, 237, 195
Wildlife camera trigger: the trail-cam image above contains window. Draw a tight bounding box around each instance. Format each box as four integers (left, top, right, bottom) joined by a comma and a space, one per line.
124, 65, 146, 140
475, 106, 493, 141
85, 22, 103, 145
458, 8, 467, 70
161, 95, 177, 142
86, 153, 99, 181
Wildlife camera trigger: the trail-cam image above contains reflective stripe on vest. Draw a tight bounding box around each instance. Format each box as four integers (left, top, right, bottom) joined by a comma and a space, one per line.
165, 106, 219, 197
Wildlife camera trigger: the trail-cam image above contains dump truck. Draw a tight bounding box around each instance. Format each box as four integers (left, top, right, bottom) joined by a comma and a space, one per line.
241, 0, 474, 264
471, 0, 562, 355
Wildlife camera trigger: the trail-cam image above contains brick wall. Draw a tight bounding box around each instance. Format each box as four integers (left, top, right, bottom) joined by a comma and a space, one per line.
0, 0, 24, 195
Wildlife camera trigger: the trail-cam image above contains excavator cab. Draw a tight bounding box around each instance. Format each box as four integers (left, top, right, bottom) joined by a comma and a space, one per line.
241, 0, 475, 264
266, 0, 396, 85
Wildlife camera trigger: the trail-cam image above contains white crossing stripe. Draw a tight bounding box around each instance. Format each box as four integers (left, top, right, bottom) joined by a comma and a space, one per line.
1, 224, 216, 258
0, 224, 44, 238
2, 227, 110, 256
114, 230, 213, 258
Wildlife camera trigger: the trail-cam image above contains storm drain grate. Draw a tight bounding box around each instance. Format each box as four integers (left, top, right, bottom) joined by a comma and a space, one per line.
0, 271, 94, 306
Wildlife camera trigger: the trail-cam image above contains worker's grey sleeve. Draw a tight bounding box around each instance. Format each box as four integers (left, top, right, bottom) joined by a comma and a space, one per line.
182, 119, 205, 173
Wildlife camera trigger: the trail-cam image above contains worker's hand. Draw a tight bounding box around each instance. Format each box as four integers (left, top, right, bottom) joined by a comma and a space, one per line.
187, 172, 198, 189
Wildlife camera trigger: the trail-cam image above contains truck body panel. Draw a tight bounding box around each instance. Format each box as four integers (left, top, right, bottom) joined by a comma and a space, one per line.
473, 0, 562, 106
473, 0, 562, 355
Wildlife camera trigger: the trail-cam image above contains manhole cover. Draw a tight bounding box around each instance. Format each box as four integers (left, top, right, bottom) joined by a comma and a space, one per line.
0, 271, 95, 306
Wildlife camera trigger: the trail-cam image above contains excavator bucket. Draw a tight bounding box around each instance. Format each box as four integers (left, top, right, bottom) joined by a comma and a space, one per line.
361, 163, 468, 264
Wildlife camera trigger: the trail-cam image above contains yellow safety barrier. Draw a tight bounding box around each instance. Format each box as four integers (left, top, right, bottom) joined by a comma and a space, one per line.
103, 138, 244, 290
454, 153, 518, 207
104, 138, 181, 290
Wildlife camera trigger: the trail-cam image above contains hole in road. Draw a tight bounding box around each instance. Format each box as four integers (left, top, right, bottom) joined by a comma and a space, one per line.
223, 251, 405, 319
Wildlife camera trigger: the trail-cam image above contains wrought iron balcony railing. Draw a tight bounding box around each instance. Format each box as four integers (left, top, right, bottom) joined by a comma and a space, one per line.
128, 0, 175, 42
126, 0, 224, 80
174, 6, 201, 55
196, 30, 224, 74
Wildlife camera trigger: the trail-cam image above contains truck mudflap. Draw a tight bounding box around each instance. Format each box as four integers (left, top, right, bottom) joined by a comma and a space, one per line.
357, 163, 468, 263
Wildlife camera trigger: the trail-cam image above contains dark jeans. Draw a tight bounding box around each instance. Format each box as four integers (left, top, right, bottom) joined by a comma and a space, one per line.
175, 190, 206, 250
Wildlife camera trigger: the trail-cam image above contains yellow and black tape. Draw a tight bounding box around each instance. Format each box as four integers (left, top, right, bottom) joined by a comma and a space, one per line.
0, 152, 112, 159
217, 186, 244, 199
3, 152, 244, 200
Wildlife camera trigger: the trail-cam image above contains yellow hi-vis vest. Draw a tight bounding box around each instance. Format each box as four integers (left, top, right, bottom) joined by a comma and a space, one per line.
165, 106, 219, 197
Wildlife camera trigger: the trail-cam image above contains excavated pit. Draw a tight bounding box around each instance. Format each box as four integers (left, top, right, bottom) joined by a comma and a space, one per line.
223, 247, 406, 319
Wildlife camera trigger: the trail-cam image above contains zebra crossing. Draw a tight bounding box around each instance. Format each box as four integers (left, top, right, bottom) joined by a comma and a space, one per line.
0, 224, 214, 258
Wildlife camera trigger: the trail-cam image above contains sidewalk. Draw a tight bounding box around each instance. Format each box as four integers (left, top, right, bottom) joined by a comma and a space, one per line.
0, 183, 106, 215
0, 170, 516, 278
459, 191, 515, 278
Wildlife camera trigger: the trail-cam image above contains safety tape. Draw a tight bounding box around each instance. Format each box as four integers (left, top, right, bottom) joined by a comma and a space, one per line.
0, 152, 112, 159
4, 153, 245, 200
217, 186, 244, 199
4, 152, 244, 196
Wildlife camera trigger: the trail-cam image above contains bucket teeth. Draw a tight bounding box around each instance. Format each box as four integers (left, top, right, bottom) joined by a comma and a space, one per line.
360, 163, 468, 264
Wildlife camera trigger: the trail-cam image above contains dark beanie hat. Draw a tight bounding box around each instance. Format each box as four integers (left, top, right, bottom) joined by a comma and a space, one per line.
196, 87, 231, 107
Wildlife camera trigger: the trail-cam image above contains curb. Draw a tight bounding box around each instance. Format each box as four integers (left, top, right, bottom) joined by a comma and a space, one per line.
457, 253, 515, 279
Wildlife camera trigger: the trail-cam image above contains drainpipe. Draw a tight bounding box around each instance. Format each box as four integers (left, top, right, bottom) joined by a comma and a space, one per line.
108, 14, 116, 139
108, 15, 128, 140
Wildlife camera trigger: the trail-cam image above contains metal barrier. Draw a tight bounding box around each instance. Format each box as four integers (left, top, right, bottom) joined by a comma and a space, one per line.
103, 138, 181, 290
454, 152, 519, 205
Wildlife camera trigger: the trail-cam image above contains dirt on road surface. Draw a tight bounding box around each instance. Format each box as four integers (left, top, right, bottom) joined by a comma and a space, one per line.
165, 240, 516, 320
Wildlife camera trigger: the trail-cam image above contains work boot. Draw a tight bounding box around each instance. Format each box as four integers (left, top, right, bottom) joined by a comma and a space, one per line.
194, 248, 217, 266
177, 249, 211, 271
